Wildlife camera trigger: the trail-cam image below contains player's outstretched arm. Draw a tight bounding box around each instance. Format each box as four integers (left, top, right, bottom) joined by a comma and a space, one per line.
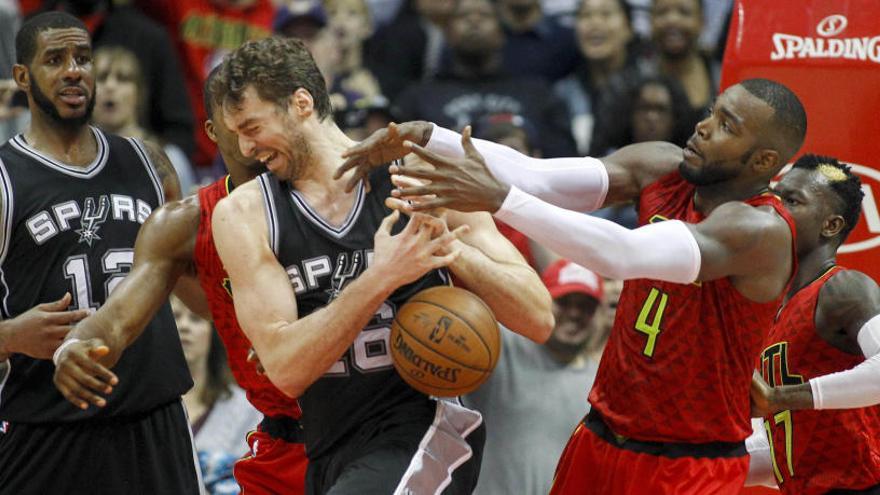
439, 209, 554, 343
752, 272, 880, 415
339, 123, 678, 211
213, 182, 464, 398
52, 196, 201, 410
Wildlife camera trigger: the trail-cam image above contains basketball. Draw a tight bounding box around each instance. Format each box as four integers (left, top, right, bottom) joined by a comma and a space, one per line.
390, 286, 501, 397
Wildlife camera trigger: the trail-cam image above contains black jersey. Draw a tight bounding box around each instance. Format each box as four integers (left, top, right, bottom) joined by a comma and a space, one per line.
257, 166, 449, 459
0, 128, 192, 423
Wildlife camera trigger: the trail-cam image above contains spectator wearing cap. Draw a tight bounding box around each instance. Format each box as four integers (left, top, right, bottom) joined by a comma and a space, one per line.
462, 259, 606, 495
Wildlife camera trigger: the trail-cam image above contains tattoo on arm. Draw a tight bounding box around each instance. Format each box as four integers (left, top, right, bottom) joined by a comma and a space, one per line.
143, 140, 182, 202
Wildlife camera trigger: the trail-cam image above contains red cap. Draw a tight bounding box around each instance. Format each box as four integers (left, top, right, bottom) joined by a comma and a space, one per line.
542, 259, 604, 302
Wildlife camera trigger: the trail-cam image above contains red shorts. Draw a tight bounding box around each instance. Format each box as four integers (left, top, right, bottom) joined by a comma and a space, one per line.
233, 429, 308, 495
550, 422, 750, 495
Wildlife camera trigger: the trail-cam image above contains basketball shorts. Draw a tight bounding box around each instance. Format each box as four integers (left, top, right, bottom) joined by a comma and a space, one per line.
234, 415, 308, 495
306, 400, 485, 495
0, 400, 202, 495
550, 410, 750, 495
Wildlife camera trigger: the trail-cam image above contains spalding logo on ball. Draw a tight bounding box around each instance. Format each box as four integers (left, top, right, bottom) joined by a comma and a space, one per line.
390, 286, 501, 397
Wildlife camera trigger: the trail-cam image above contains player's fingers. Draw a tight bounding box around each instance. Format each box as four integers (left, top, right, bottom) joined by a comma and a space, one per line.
409, 197, 451, 212
40, 292, 73, 311
49, 309, 91, 324
460, 126, 484, 162
377, 210, 400, 236
391, 173, 429, 190
392, 184, 441, 199
432, 248, 462, 269
384, 196, 415, 215
72, 347, 117, 388
53, 376, 92, 410
58, 373, 108, 409
404, 141, 459, 170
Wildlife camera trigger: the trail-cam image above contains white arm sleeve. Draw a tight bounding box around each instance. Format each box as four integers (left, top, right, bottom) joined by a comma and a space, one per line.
744, 418, 778, 488
494, 186, 701, 283
425, 124, 609, 212
810, 314, 880, 409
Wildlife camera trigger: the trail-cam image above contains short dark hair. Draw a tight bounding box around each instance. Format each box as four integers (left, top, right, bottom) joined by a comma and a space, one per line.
203, 62, 227, 120
792, 153, 864, 243
579, 0, 633, 26
739, 78, 807, 163
16, 12, 88, 66
224, 36, 332, 120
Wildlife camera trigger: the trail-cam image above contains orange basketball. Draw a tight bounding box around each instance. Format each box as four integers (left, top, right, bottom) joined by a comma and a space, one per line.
390, 286, 501, 397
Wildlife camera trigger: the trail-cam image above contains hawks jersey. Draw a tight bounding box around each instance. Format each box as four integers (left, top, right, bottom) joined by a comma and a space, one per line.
588, 171, 797, 444
760, 266, 880, 494
257, 167, 449, 459
0, 128, 192, 423
193, 175, 301, 419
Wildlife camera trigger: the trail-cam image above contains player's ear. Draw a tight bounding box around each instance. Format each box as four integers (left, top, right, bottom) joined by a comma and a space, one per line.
291, 88, 314, 118
12, 64, 29, 91
752, 148, 780, 175
204, 120, 217, 143
822, 214, 846, 240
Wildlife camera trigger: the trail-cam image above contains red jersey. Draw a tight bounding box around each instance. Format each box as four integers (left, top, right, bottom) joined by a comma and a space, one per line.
194, 176, 301, 418
588, 172, 796, 444
138, 0, 273, 167
760, 266, 880, 494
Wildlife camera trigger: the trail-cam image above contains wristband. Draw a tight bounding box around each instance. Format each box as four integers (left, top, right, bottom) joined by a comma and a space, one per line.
52, 338, 82, 366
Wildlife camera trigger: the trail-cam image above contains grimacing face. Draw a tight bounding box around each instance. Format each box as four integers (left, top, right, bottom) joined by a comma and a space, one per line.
21, 28, 96, 128
679, 85, 774, 187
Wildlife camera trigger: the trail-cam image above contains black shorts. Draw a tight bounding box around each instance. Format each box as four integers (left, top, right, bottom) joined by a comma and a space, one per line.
0, 400, 202, 495
307, 400, 485, 495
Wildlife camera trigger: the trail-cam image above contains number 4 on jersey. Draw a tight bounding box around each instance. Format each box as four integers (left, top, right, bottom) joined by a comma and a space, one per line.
635, 288, 669, 357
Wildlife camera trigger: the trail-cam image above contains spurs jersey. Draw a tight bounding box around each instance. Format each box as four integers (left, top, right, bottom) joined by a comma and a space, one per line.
257, 167, 449, 459
761, 266, 880, 494
589, 171, 797, 443
0, 128, 191, 423
194, 175, 301, 419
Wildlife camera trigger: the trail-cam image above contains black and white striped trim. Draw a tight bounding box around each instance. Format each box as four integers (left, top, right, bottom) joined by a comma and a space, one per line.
289, 180, 365, 239
393, 400, 483, 495
126, 138, 165, 206
0, 158, 13, 319
9, 126, 109, 178
257, 174, 280, 257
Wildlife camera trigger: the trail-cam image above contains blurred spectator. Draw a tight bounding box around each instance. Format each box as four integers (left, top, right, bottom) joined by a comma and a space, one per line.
363, 0, 403, 27
472, 113, 561, 273
463, 259, 605, 495
91, 47, 197, 195
324, 0, 384, 129
172, 296, 262, 495
553, 0, 650, 155
51, 0, 196, 159
592, 277, 622, 361
0, 0, 19, 77
136, 0, 274, 171
394, 0, 576, 157
365, 0, 456, 100
496, 0, 580, 82
273, 1, 340, 86
648, 0, 718, 132
590, 73, 691, 155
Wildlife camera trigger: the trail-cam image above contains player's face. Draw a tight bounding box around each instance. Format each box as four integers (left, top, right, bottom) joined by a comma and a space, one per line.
171, 297, 213, 370
93, 54, 138, 131
22, 28, 95, 128
651, 0, 702, 58
547, 292, 600, 355
679, 85, 773, 186
223, 86, 307, 181
207, 106, 267, 175
576, 0, 632, 62
774, 167, 840, 255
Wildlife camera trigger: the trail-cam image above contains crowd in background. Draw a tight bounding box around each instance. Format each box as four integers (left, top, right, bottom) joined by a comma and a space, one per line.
0, 0, 733, 493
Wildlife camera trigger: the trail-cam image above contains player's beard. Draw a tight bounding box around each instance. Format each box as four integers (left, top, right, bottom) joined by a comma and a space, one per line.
678, 147, 755, 187
31, 77, 95, 131
283, 129, 312, 182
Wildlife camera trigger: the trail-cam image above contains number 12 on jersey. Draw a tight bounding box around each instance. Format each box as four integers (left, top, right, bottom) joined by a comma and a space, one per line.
634, 288, 669, 357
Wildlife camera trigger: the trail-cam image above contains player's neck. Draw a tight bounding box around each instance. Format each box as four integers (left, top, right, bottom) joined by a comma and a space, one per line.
23, 114, 97, 167
692, 180, 770, 215
292, 122, 357, 190
791, 245, 837, 295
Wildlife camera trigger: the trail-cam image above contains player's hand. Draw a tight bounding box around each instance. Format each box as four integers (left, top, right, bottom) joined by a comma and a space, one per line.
336, 121, 434, 192
371, 210, 467, 289
0, 293, 91, 360
750, 371, 776, 417
53, 338, 119, 410
390, 126, 510, 213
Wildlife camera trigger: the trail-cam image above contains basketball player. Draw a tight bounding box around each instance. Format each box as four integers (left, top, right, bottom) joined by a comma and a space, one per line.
52, 64, 309, 494
212, 36, 553, 494
748, 155, 880, 494
0, 12, 201, 494
339, 78, 807, 493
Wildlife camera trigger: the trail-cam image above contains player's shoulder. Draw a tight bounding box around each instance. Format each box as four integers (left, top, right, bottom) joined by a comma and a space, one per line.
214, 179, 263, 221
141, 194, 201, 245
712, 199, 789, 230
821, 269, 880, 309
